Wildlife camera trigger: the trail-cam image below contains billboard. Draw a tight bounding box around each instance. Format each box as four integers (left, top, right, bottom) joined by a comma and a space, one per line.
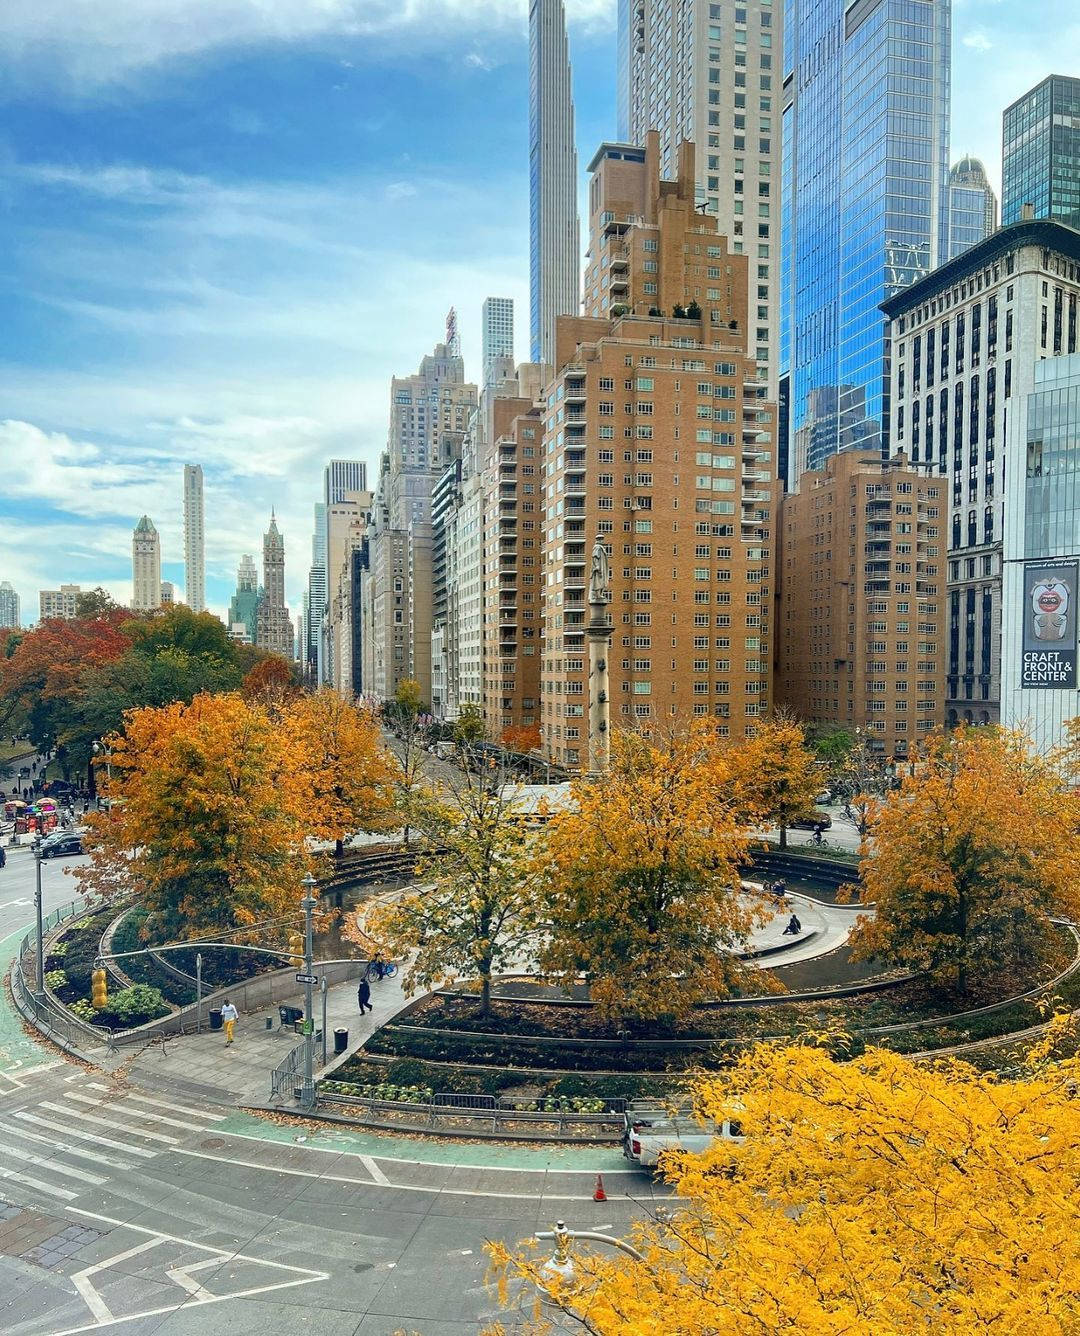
1022, 559, 1078, 689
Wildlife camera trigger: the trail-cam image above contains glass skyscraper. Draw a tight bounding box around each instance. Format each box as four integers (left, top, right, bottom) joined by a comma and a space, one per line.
779, 0, 950, 490
947, 156, 997, 259
1002, 75, 1080, 227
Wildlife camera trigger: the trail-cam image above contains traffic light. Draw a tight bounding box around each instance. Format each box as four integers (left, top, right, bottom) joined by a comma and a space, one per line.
288, 932, 304, 969
91, 968, 108, 1011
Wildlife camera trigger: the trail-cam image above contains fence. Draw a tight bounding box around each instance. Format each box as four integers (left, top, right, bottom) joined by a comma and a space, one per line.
12, 896, 107, 1054
316, 1088, 626, 1138
270, 1041, 310, 1100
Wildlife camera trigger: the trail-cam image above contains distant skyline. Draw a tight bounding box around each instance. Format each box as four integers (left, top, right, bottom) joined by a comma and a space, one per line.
0, 0, 1075, 623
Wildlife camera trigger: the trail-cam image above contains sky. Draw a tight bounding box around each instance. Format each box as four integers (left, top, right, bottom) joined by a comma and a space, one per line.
0, 0, 1076, 626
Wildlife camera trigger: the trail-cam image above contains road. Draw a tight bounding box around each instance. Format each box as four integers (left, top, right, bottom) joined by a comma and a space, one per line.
0, 852, 668, 1335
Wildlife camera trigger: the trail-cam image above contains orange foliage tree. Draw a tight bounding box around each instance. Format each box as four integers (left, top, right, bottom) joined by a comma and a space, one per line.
501, 724, 542, 753
81, 692, 311, 942
488, 1030, 1080, 1333
536, 723, 762, 1019
241, 654, 296, 716
852, 727, 1080, 992
285, 690, 396, 855
725, 712, 821, 848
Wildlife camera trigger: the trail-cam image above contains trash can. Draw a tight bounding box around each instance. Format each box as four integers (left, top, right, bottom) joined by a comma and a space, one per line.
208, 1007, 223, 1031
334, 1027, 349, 1054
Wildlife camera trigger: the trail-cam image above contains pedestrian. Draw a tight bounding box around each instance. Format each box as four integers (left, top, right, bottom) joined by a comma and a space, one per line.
782, 913, 802, 937
220, 998, 239, 1045
357, 976, 373, 1014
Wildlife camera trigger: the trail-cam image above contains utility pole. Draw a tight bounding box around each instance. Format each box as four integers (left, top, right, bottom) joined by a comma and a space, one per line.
300, 873, 318, 1109
33, 841, 44, 998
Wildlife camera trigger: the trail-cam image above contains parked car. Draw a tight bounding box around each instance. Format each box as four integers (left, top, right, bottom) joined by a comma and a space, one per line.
622, 1101, 744, 1170
0, 845, 6, 868
38, 831, 83, 859
790, 810, 833, 831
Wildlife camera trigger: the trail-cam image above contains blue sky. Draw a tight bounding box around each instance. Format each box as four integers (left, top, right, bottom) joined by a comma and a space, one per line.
0, 0, 1075, 624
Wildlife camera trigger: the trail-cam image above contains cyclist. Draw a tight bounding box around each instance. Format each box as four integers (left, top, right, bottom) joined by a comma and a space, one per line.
811, 824, 825, 846
368, 953, 386, 982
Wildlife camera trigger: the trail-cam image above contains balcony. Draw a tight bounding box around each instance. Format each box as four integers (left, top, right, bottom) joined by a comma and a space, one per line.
741, 490, 770, 503
741, 469, 771, 483
564, 379, 587, 405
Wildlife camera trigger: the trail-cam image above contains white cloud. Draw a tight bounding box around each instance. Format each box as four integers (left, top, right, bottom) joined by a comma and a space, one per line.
962, 30, 994, 52
0, 0, 615, 91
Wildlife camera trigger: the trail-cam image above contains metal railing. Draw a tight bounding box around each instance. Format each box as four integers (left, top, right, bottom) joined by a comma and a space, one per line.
316, 1089, 626, 1137
270, 1041, 309, 1100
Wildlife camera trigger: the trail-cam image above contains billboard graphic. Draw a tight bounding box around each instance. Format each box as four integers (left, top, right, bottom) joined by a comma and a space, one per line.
1022, 560, 1078, 689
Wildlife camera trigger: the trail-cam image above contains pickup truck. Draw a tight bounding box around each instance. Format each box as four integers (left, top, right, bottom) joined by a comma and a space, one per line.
621, 1102, 744, 1169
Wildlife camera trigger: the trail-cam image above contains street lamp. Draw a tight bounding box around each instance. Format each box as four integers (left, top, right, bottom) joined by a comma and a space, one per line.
91, 739, 113, 820
32, 837, 45, 999
300, 873, 318, 1109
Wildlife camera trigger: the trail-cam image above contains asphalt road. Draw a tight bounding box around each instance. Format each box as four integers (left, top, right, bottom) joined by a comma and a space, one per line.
0, 844, 89, 941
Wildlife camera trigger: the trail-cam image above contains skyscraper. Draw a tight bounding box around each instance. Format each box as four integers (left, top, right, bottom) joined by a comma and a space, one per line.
307, 501, 327, 673
529, 0, 580, 366
616, 0, 781, 393
228, 554, 259, 642
256, 513, 293, 657
182, 464, 205, 613
481, 297, 515, 389
131, 516, 162, 612
324, 460, 367, 506
1002, 75, 1080, 227
947, 157, 998, 259
0, 581, 19, 629
779, 0, 950, 490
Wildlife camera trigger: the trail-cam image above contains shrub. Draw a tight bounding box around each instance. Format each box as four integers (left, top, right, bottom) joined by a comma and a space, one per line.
69, 999, 97, 1022
44, 969, 67, 990
103, 984, 169, 1027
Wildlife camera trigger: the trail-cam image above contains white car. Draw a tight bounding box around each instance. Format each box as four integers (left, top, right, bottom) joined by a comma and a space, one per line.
622, 1102, 744, 1169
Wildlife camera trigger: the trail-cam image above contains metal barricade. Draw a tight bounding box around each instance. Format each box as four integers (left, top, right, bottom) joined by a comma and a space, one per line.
270, 1041, 309, 1100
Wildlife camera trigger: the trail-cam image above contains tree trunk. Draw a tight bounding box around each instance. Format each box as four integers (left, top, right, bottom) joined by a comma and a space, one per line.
480, 972, 491, 1017
335, 837, 344, 857
779, 823, 788, 850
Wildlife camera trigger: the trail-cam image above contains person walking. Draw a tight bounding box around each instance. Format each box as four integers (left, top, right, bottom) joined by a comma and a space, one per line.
221, 998, 239, 1045
357, 976, 373, 1015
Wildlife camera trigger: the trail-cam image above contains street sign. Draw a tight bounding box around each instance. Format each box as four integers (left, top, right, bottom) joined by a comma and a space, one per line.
295, 972, 317, 985
302, 1019, 314, 1036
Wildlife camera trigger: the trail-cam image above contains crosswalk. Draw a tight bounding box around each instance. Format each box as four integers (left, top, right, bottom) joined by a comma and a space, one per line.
0, 1077, 225, 1207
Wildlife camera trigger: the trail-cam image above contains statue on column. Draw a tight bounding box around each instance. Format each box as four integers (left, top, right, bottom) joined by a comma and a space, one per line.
589, 534, 610, 605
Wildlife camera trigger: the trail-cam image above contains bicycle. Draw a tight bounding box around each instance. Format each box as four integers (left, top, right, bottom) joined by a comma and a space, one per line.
366, 959, 399, 982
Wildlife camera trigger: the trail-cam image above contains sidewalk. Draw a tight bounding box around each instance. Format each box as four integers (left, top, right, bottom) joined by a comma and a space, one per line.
116, 967, 410, 1106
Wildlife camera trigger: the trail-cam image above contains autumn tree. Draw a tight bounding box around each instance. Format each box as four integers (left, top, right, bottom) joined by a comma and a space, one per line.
537, 723, 762, 1020
240, 654, 296, 716
452, 702, 486, 747
384, 678, 429, 845
830, 729, 895, 840
501, 724, 541, 754
286, 690, 395, 855
489, 1034, 1080, 1334
726, 712, 821, 848
81, 693, 311, 942
852, 727, 1080, 993
361, 761, 541, 1014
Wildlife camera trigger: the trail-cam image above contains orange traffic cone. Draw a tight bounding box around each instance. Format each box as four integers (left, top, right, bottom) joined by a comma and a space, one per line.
593, 1174, 607, 1202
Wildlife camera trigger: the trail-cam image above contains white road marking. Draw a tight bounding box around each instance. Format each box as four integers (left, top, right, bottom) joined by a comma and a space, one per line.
0, 1162, 77, 1201
0, 1117, 136, 1172
68, 1089, 210, 1133
64, 1072, 83, 1082
359, 1154, 390, 1185
89, 1086, 225, 1124
15, 1110, 157, 1159
71, 1238, 161, 1323
2, 1139, 107, 1185
40, 1100, 178, 1145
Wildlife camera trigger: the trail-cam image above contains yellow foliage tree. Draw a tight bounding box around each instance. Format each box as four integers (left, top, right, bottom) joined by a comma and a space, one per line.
489, 1033, 1080, 1333
285, 690, 396, 855
725, 712, 821, 848
81, 692, 311, 942
537, 723, 762, 1020
852, 727, 1080, 992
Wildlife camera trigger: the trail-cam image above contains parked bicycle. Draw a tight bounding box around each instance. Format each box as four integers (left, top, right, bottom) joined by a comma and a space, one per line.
366, 957, 398, 982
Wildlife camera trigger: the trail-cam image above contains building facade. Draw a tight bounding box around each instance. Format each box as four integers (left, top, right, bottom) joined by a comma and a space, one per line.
307, 501, 327, 676
1001, 353, 1080, 754
882, 218, 1080, 727
228, 554, 259, 643
0, 580, 19, 629
39, 585, 82, 620
541, 135, 775, 771
1003, 75, 1080, 227
324, 459, 367, 505
132, 516, 162, 612
255, 513, 293, 657
779, 0, 950, 488
775, 450, 946, 757
183, 463, 205, 613
616, 0, 780, 397
529, 0, 580, 366
948, 157, 998, 260
482, 298, 515, 391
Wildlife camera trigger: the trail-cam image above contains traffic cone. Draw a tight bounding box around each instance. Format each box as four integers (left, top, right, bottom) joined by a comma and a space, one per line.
593, 1174, 607, 1202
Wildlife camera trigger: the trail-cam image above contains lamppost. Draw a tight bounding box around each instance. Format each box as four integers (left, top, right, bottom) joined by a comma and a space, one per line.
33, 838, 45, 998
300, 873, 318, 1109
91, 739, 113, 820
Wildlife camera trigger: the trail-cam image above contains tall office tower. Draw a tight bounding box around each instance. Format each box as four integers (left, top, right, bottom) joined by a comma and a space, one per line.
256, 512, 293, 657
947, 157, 998, 260
323, 489, 373, 694
39, 585, 82, 620
775, 450, 946, 759
529, 0, 580, 366
159, 581, 175, 605
131, 516, 162, 612
308, 502, 328, 676
228, 554, 259, 642
779, 0, 950, 490
540, 134, 775, 771
324, 460, 367, 506
616, 0, 781, 396
1003, 76, 1080, 227
182, 464, 205, 612
882, 217, 1080, 728
0, 580, 19, 628
482, 297, 515, 389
